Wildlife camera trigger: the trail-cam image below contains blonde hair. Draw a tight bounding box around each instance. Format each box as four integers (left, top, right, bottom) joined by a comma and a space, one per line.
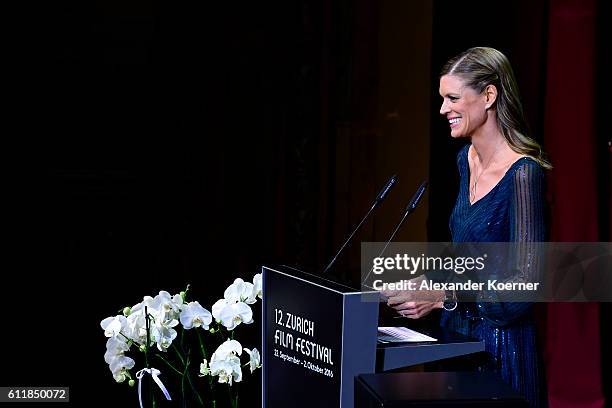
442, 47, 552, 169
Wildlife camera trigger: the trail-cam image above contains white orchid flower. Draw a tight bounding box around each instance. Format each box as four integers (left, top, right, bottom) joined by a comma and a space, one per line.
109, 354, 135, 376
109, 353, 134, 383
112, 369, 129, 383
199, 359, 210, 377
249, 273, 262, 302
180, 301, 212, 330
125, 295, 182, 349
103, 336, 134, 383
105, 336, 129, 353
130, 294, 172, 322
125, 309, 148, 344
127, 300, 159, 343
224, 278, 256, 304
212, 339, 243, 360
130, 296, 157, 315
126, 304, 162, 345
214, 301, 253, 330
152, 291, 183, 320
212, 298, 229, 320
101, 315, 128, 338
151, 318, 179, 351
104, 337, 130, 367
210, 339, 243, 385
211, 277, 259, 329
210, 355, 242, 385
244, 348, 261, 373
104, 348, 120, 366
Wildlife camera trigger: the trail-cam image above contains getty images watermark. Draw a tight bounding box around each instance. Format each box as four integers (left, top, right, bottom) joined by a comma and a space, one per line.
361, 242, 612, 302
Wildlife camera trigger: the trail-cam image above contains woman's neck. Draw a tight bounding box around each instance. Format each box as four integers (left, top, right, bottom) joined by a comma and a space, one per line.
470, 119, 506, 164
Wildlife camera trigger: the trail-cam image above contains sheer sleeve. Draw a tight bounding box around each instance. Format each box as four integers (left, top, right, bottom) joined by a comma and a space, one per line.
509, 159, 546, 242
476, 159, 546, 325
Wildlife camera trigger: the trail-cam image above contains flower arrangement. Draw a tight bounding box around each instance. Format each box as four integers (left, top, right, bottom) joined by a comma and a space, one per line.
100, 274, 262, 408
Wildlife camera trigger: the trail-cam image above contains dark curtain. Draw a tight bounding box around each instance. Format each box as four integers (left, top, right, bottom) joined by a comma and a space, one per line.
543, 0, 606, 407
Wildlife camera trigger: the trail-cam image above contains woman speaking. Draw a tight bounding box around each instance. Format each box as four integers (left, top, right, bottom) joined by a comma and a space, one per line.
386, 47, 550, 407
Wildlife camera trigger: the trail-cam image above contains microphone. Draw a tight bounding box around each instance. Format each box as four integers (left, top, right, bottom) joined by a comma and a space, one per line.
322, 175, 398, 275
375, 175, 397, 203
361, 180, 428, 286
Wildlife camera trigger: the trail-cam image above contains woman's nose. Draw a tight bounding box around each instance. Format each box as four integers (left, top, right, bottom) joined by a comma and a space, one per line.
440, 100, 450, 115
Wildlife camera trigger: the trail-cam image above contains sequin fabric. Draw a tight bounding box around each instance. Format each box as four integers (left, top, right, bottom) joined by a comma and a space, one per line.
444, 144, 547, 407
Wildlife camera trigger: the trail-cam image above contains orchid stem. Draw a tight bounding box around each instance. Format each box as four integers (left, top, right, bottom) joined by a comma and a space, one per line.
181, 371, 186, 408
197, 329, 216, 396
154, 354, 182, 376
180, 325, 185, 349
228, 384, 238, 408
172, 344, 186, 365
145, 307, 156, 408
196, 329, 208, 360
184, 353, 205, 406
181, 352, 192, 408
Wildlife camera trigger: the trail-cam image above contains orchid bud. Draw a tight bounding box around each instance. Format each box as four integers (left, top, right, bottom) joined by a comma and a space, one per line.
128, 379, 135, 387
180, 291, 186, 301
122, 307, 131, 316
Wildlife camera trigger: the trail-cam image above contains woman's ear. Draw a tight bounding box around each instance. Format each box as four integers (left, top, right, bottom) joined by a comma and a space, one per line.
484, 84, 498, 110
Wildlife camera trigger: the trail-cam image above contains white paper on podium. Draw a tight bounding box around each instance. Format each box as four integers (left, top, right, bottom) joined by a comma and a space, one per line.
377, 326, 437, 343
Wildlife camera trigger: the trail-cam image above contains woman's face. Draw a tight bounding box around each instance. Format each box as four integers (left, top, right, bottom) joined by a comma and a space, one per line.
439, 74, 489, 138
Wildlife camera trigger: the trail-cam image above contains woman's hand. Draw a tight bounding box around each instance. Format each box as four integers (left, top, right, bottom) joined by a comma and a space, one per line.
385, 290, 444, 319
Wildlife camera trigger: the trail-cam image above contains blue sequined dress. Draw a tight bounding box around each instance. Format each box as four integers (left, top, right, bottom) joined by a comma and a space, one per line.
444, 144, 547, 407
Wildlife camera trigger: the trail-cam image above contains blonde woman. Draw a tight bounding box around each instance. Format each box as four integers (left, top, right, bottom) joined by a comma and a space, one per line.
387, 47, 549, 407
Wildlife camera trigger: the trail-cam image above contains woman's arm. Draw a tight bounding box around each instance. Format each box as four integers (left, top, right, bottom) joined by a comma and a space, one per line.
476, 159, 546, 325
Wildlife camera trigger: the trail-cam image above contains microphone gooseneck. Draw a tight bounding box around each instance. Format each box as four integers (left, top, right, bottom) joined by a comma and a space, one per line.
361, 180, 428, 286
322, 175, 398, 275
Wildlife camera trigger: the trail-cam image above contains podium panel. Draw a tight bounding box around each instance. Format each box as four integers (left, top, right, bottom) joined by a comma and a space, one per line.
355, 372, 529, 407
261, 265, 486, 407
262, 265, 379, 408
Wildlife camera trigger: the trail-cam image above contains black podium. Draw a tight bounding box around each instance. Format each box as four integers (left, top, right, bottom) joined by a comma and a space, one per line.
261, 265, 485, 408
354, 372, 529, 407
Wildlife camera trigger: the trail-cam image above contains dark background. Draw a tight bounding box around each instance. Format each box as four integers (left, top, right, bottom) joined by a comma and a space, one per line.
4, 0, 610, 407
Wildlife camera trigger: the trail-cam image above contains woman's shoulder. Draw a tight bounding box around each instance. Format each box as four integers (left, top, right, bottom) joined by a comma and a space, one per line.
505, 155, 546, 195
508, 155, 545, 178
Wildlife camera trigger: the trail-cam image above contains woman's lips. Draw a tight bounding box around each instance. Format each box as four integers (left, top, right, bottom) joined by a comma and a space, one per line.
449, 117, 462, 128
